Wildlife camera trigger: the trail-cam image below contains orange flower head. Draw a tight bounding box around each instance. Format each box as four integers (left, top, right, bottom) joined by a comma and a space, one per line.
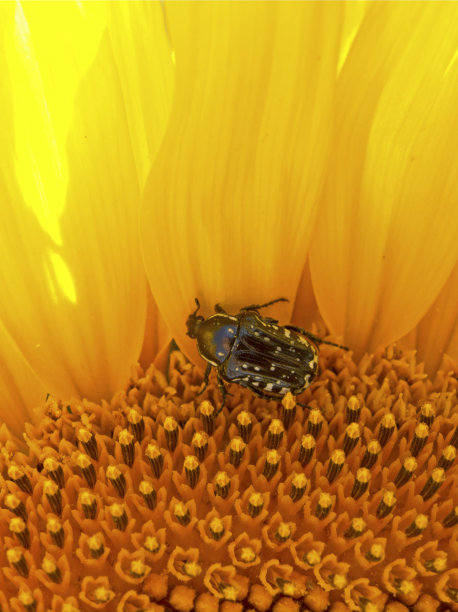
0, 345, 457, 611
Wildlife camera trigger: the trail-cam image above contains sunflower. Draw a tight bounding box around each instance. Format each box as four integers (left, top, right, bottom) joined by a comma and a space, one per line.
0, 3, 457, 612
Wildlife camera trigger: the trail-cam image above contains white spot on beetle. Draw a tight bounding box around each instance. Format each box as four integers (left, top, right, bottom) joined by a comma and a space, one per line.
254, 366, 261, 371
270, 366, 276, 372
242, 376, 250, 381
252, 381, 260, 387
227, 327, 235, 334
242, 364, 248, 369
217, 351, 225, 357
265, 383, 273, 392
284, 329, 291, 338
279, 388, 288, 394
275, 346, 282, 352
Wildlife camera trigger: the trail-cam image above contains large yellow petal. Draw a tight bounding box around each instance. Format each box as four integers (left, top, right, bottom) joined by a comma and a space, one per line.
142, 1, 342, 361
292, 259, 326, 336
401, 261, 458, 375
309, 2, 458, 358
338, 0, 367, 73
108, 1, 174, 189
0, 1, 173, 435
139, 287, 171, 369
0, 322, 47, 438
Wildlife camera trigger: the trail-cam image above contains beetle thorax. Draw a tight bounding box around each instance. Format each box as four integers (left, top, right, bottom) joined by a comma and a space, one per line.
197, 315, 238, 365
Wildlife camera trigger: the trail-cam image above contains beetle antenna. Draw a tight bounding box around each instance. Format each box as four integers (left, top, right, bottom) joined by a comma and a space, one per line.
285, 326, 349, 351
193, 298, 201, 315
317, 338, 349, 351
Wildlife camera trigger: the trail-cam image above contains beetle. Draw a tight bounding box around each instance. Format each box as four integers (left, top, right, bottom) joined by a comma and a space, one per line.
186, 297, 348, 410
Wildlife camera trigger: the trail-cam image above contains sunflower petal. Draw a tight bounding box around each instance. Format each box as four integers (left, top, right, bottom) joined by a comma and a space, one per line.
141, 1, 342, 360
408, 261, 458, 375
0, 323, 48, 439
310, 3, 458, 358
108, 1, 174, 188
0, 1, 173, 433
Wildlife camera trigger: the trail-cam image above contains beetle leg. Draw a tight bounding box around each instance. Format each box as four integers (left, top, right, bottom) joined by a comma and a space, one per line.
252, 391, 280, 402
284, 325, 348, 351
197, 363, 212, 395
291, 389, 313, 410
249, 386, 312, 409
241, 297, 289, 311
245, 387, 283, 402
214, 303, 228, 314
215, 374, 234, 415
295, 401, 312, 410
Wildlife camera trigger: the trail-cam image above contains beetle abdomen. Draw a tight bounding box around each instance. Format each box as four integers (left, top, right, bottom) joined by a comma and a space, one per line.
223, 312, 318, 395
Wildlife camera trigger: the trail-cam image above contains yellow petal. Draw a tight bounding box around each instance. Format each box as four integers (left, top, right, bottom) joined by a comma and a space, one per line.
309, 2, 458, 358
0, 1, 173, 434
139, 289, 171, 369
338, 0, 367, 73
142, 1, 342, 360
0, 323, 47, 439
291, 260, 326, 337
402, 261, 458, 375
108, 1, 174, 188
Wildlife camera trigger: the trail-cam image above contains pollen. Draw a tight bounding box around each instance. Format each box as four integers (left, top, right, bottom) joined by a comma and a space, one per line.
0, 346, 457, 611
87, 532, 104, 557
144, 534, 160, 552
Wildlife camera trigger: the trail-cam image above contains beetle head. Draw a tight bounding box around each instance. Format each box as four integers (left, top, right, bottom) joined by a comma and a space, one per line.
186, 298, 205, 339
